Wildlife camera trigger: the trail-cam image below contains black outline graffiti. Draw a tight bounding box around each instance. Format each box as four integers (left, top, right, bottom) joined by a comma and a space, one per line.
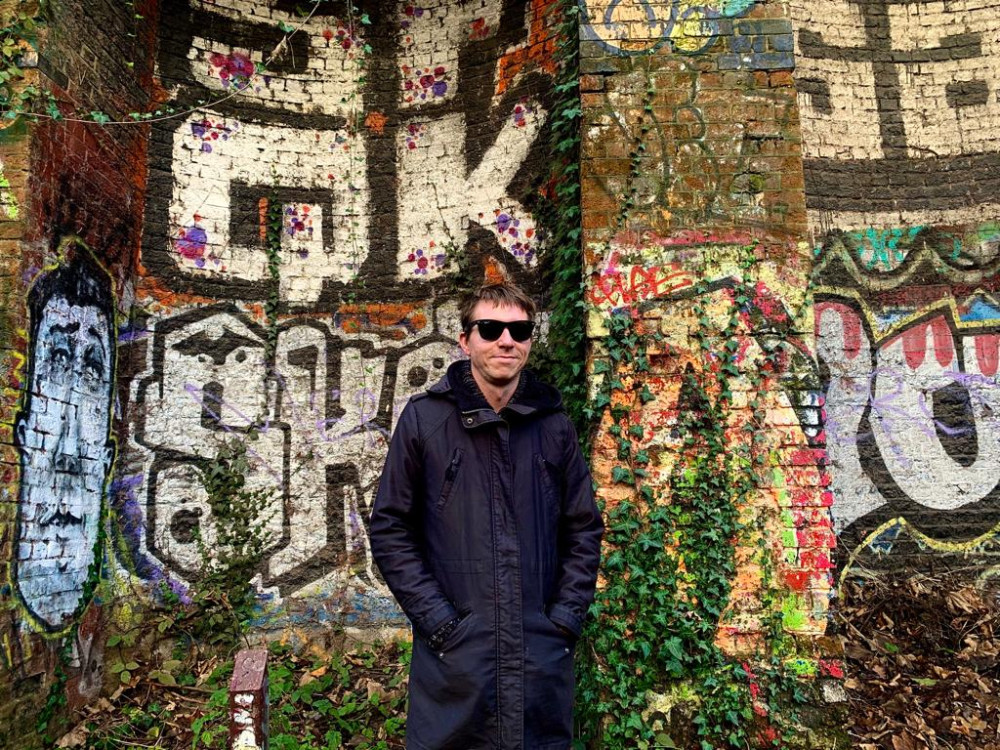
129, 303, 457, 594
798, 0, 999, 212
816, 296, 1000, 554
142, 0, 557, 308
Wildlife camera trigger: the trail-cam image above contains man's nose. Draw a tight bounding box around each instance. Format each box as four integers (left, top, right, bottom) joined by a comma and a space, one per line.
54, 409, 83, 474
497, 328, 516, 346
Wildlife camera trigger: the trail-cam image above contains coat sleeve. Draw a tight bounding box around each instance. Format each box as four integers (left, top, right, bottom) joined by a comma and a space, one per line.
369, 400, 459, 639
546, 417, 604, 638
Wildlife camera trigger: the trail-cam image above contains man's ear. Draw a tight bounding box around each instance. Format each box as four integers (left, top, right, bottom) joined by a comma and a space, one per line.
458, 330, 470, 356
102, 437, 117, 478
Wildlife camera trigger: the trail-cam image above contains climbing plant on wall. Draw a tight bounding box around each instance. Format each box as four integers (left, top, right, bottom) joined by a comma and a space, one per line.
529, 0, 586, 436
572, 62, 819, 749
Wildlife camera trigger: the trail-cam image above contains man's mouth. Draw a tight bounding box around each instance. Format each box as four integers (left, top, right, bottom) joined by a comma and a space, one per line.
40, 509, 85, 528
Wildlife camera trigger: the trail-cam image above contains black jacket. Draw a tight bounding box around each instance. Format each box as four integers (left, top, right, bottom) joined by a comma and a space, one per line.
370, 361, 603, 750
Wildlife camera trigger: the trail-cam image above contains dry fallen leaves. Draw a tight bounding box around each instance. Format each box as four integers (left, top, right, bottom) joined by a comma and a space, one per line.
839, 574, 1000, 750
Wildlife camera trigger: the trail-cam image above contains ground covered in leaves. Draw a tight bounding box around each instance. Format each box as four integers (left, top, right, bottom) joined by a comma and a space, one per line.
54, 574, 1000, 749
58, 639, 409, 750
838, 575, 1000, 750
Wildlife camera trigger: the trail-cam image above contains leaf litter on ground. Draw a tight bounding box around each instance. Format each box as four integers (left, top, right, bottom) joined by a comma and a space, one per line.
838, 573, 1000, 750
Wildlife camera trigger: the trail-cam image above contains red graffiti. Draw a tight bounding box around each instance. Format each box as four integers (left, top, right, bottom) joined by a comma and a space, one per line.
590, 261, 692, 308
975, 333, 1000, 377
899, 317, 953, 370
817, 302, 864, 361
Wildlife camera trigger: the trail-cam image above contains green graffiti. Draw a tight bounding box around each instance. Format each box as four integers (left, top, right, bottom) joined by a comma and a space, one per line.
853, 226, 923, 271
0, 161, 18, 220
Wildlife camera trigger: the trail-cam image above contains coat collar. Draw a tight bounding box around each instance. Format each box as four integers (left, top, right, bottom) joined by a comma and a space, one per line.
428, 360, 562, 428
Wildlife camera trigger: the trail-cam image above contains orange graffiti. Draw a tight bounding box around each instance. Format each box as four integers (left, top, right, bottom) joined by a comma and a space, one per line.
364, 111, 388, 135
337, 303, 429, 339
495, 0, 559, 96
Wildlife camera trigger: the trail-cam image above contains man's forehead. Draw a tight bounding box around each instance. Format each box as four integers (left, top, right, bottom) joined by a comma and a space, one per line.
470, 301, 531, 320
38, 297, 110, 334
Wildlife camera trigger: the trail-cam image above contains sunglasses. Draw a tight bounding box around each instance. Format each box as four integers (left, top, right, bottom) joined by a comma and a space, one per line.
467, 319, 535, 342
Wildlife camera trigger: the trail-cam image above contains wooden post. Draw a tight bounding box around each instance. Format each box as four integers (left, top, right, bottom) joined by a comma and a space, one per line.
228, 649, 268, 750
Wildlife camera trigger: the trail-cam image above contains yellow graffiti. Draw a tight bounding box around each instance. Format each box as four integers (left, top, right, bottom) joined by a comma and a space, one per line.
815, 284, 1000, 342
581, 0, 755, 55
840, 516, 1000, 584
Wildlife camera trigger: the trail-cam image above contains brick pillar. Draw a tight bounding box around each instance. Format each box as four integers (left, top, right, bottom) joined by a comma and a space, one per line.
229, 649, 269, 750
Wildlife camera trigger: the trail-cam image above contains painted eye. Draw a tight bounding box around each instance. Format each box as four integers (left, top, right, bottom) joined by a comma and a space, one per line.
51, 347, 71, 369
83, 346, 105, 383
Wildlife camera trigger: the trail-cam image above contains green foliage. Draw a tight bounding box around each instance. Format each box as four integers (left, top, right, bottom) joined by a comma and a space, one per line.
576, 234, 809, 743
264, 191, 284, 361
0, 1, 61, 123
186, 436, 276, 649
81, 639, 410, 749
529, 0, 587, 438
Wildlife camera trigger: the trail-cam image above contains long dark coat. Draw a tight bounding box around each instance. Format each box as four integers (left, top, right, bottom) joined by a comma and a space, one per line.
370, 361, 603, 750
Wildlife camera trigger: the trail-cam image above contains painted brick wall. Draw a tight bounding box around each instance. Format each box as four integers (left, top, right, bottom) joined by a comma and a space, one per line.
0, 0, 152, 742
580, 0, 833, 656
1, 0, 561, 744
793, 0, 1000, 575
125, 0, 560, 637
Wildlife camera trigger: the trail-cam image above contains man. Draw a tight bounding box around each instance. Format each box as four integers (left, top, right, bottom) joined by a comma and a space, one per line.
370, 274, 603, 750
14, 240, 116, 632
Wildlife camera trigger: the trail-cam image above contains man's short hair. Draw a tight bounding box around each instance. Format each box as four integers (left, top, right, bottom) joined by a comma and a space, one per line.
25, 239, 115, 392
459, 269, 537, 332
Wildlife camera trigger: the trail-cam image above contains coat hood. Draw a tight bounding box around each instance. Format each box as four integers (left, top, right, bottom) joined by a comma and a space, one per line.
428, 360, 563, 423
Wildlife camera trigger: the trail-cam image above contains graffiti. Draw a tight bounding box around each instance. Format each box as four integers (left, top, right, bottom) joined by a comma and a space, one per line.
817, 300, 1000, 543
14, 241, 116, 632
792, 0, 1000, 221
126, 305, 461, 595
586, 234, 833, 637
815, 223, 1000, 289
144, 0, 555, 305
589, 248, 691, 308
813, 219, 1000, 560
584, 60, 799, 232
0, 158, 18, 220
121, 0, 560, 621
580, 0, 760, 56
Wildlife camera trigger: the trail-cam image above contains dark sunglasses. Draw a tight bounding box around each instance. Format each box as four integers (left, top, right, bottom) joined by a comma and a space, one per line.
467, 319, 535, 342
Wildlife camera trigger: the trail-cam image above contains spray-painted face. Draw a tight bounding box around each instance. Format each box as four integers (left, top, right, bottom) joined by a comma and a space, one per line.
16, 297, 114, 631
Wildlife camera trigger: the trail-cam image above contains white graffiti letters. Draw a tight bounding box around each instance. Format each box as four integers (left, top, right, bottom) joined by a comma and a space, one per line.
131, 309, 460, 593
818, 302, 1000, 531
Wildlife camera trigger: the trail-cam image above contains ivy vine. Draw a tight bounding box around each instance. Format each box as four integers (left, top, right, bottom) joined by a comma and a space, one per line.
530, 0, 586, 437
573, 59, 817, 748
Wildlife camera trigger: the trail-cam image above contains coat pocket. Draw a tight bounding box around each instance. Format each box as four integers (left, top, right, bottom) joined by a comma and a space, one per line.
436, 448, 465, 510
535, 453, 562, 512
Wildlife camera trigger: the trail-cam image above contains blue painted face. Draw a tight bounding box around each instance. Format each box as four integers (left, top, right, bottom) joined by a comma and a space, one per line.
16, 297, 114, 630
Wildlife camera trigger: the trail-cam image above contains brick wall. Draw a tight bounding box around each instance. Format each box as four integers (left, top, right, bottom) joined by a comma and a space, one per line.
125, 0, 560, 634
580, 0, 832, 652
793, 0, 1000, 572
5, 0, 997, 744
0, 0, 152, 742
1, 1, 562, 744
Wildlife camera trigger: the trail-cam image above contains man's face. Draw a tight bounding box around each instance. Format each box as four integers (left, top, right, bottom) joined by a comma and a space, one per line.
16, 297, 114, 630
459, 301, 533, 390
